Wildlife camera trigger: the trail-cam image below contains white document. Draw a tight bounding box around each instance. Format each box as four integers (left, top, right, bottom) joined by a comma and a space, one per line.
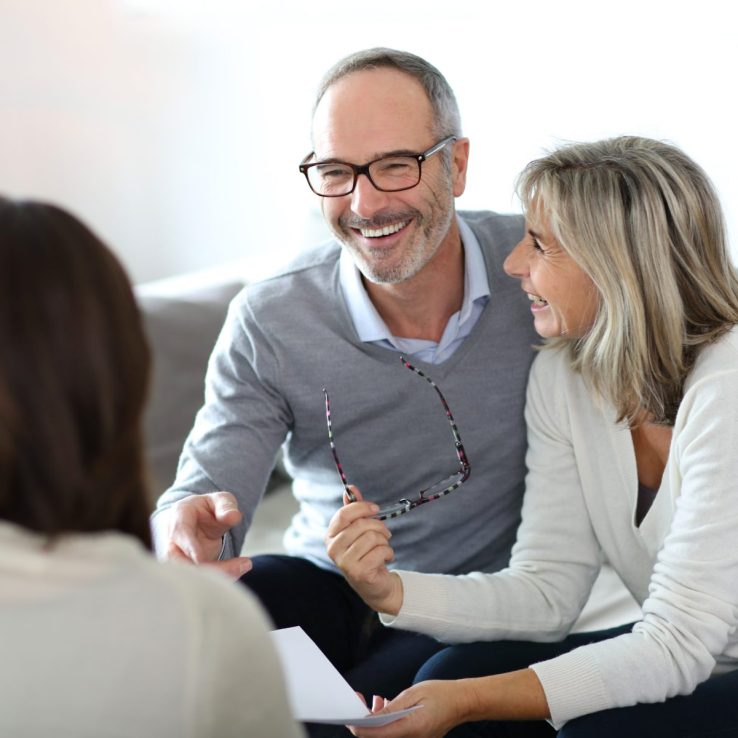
270, 626, 421, 727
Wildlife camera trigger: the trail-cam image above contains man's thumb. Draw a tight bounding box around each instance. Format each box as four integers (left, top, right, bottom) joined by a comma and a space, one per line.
211, 491, 242, 522
207, 556, 252, 580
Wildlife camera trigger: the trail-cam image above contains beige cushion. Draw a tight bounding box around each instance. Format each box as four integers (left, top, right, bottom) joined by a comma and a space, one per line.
137, 280, 245, 499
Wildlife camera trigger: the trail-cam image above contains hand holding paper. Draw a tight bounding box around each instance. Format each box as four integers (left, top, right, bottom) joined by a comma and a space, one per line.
269, 626, 420, 727
346, 680, 468, 738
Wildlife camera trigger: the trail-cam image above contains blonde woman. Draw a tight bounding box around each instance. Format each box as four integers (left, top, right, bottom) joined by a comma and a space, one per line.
326, 137, 738, 737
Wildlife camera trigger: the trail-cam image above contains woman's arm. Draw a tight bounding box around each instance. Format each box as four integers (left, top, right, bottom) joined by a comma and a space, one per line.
325, 488, 404, 615
379, 351, 603, 644
329, 351, 603, 641
348, 669, 549, 738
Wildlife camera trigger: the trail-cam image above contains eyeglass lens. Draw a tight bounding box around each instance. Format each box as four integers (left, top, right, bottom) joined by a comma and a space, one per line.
308, 156, 420, 197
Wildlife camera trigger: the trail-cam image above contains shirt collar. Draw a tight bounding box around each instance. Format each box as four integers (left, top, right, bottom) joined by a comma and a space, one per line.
339, 215, 490, 343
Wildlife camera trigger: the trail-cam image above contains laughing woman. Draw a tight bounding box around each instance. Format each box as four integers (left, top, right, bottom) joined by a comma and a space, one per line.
325, 137, 738, 737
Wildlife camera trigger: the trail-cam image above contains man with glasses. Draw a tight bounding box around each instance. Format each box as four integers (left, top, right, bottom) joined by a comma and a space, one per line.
153, 48, 538, 734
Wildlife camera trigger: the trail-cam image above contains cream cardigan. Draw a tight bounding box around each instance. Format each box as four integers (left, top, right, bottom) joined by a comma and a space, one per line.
384, 327, 738, 728
0, 523, 304, 738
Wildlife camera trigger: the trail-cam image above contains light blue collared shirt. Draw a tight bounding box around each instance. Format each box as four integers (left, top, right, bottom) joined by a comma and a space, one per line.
339, 216, 490, 364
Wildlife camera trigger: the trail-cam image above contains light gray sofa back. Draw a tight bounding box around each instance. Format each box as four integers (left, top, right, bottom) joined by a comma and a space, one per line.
136, 279, 245, 500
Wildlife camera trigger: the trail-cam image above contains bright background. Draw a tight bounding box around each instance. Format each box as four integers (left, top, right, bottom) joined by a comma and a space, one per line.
1, 0, 735, 283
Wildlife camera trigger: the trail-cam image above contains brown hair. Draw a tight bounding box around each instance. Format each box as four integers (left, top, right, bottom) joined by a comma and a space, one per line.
0, 197, 152, 547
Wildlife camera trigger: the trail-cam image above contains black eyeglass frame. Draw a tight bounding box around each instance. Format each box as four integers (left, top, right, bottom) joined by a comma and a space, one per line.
299, 135, 458, 198
322, 354, 471, 521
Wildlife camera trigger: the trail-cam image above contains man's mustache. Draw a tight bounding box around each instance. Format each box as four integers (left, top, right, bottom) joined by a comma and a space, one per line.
339, 209, 420, 230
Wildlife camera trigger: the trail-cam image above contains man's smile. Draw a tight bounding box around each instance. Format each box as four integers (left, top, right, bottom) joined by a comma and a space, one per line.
357, 220, 410, 238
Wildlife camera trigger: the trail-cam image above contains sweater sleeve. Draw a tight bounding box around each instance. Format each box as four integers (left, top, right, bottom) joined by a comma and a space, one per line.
153, 291, 292, 554
532, 362, 738, 727
382, 350, 603, 642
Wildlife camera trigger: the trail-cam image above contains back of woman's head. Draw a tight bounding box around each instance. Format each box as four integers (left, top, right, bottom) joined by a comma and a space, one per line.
0, 197, 152, 546
518, 136, 738, 424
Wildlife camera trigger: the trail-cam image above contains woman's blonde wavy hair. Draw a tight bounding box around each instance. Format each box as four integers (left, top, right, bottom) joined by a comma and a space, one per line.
518, 136, 738, 425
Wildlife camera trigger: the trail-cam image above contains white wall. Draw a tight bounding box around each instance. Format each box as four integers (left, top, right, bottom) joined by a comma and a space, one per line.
1, 0, 735, 283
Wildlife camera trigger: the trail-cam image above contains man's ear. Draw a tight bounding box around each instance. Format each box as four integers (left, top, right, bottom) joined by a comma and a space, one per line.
451, 137, 470, 197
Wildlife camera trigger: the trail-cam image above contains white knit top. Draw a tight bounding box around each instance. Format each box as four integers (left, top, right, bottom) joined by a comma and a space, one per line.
383, 327, 738, 727
0, 523, 304, 738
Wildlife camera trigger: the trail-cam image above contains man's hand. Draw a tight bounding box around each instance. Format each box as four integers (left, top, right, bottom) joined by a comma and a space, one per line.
325, 486, 403, 615
159, 491, 253, 579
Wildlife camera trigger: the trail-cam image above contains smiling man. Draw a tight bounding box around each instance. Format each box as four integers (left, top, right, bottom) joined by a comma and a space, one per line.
153, 48, 538, 736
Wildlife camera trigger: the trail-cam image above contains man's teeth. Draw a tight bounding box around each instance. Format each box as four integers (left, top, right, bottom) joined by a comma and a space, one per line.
528, 293, 548, 306
359, 221, 408, 238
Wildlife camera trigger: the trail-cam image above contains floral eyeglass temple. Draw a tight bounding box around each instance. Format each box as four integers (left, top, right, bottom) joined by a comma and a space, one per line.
322, 355, 471, 521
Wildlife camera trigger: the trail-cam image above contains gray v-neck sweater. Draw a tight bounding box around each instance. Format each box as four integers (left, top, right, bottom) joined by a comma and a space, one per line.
155, 211, 539, 575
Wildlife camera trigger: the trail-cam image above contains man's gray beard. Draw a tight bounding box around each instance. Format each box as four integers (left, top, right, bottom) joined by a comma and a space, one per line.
341, 202, 455, 286
350, 245, 428, 285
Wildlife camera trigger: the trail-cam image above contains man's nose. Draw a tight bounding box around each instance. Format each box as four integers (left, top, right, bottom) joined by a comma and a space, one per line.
349, 173, 391, 219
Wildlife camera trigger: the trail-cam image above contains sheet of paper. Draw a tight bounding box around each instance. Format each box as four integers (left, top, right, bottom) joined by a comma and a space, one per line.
270, 626, 421, 727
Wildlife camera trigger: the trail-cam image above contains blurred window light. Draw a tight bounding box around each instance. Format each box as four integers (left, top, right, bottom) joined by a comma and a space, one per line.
116, 0, 207, 25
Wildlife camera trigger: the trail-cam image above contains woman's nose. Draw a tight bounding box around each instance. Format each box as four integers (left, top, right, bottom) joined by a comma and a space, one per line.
503, 239, 529, 279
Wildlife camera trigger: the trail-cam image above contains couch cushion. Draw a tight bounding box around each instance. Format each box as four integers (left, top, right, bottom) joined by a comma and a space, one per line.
137, 280, 245, 499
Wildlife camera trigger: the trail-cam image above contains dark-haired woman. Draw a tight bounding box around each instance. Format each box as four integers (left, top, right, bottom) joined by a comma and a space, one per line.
0, 197, 304, 738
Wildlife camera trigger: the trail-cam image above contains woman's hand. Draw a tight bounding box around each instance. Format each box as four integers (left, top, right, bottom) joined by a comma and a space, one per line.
347, 669, 550, 737
325, 486, 404, 615
348, 680, 473, 738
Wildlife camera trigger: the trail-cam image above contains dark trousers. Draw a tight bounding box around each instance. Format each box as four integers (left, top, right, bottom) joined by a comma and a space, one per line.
240, 554, 445, 738
417, 624, 738, 737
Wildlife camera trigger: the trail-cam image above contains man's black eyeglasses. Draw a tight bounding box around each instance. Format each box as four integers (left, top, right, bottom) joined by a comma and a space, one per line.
322, 355, 471, 521
299, 136, 457, 198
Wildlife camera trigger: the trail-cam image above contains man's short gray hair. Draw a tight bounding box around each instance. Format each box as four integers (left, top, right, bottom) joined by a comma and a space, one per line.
313, 47, 462, 139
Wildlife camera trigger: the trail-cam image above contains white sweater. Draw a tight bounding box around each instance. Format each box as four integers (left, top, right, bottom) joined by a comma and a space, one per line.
0, 522, 304, 738
384, 327, 738, 727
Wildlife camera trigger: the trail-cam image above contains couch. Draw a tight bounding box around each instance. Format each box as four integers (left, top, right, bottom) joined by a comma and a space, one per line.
137, 270, 246, 498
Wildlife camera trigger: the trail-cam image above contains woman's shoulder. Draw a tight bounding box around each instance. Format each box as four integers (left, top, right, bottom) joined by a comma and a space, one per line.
526, 345, 598, 427
529, 344, 583, 395
678, 325, 738, 428
149, 557, 270, 624
152, 561, 301, 736
688, 325, 738, 386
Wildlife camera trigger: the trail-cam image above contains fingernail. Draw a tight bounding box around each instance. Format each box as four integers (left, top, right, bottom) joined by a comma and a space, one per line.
370, 504, 379, 513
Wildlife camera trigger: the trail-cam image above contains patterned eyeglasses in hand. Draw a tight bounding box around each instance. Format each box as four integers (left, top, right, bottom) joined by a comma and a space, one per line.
322, 355, 471, 521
